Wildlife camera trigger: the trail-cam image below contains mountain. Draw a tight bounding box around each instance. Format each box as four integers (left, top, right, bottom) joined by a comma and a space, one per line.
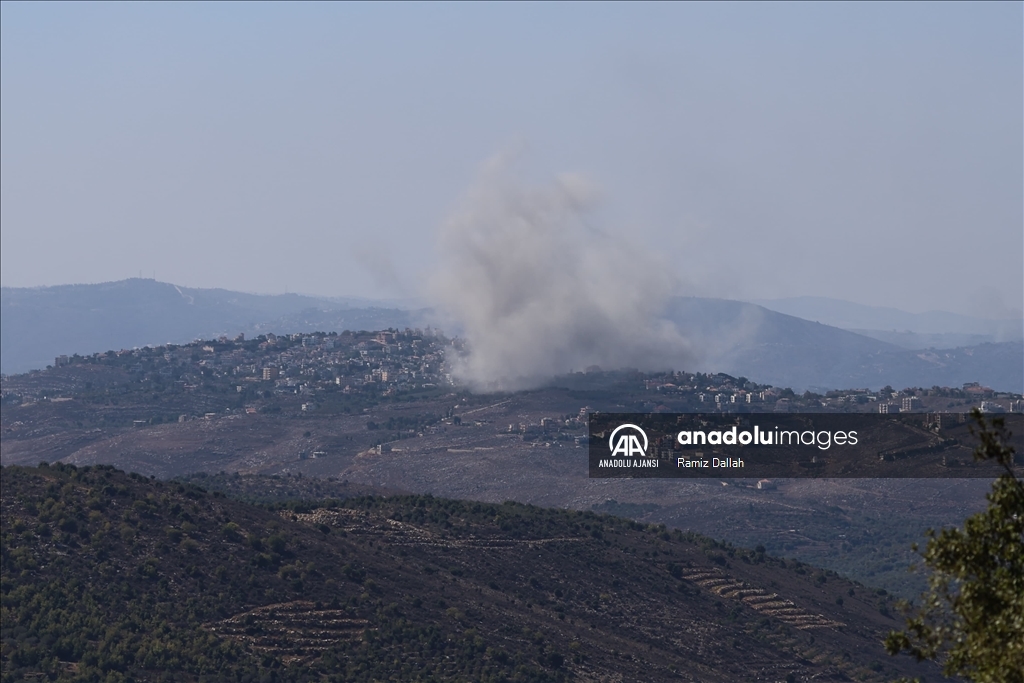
0, 279, 416, 374
844, 329, 1000, 350
752, 296, 1024, 343
3, 282, 1020, 392
667, 297, 1023, 393
0, 463, 936, 682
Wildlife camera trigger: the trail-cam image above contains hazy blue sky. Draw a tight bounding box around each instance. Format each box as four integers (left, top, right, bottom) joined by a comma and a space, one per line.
2, 2, 1021, 318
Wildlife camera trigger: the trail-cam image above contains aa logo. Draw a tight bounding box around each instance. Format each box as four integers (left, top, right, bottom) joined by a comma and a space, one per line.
608, 424, 648, 458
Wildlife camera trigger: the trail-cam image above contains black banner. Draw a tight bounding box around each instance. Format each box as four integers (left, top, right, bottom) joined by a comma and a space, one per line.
588, 413, 1023, 478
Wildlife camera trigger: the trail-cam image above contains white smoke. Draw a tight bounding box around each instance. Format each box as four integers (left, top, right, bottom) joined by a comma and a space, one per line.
430, 160, 693, 390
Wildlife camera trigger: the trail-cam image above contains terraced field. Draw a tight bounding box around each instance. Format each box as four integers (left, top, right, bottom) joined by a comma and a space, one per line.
208, 601, 368, 662
678, 569, 844, 629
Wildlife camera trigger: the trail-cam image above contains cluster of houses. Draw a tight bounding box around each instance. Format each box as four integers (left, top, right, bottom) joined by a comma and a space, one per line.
640, 372, 1019, 414
9, 329, 453, 415
229, 330, 451, 407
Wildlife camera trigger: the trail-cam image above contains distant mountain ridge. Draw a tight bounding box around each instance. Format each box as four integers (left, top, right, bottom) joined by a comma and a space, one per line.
668, 297, 1022, 392
753, 296, 1023, 341
2, 280, 1020, 392
0, 279, 417, 374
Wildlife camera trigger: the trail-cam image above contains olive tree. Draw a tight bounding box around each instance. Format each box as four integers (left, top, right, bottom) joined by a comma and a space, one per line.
885, 410, 1023, 683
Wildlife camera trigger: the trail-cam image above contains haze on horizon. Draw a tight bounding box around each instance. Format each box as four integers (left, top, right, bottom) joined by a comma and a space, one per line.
2, 3, 1021, 320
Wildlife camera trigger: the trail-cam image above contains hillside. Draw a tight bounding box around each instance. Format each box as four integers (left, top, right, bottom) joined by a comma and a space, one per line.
0, 279, 415, 374
1, 463, 937, 682
752, 296, 1023, 341
4, 281, 1021, 392
667, 297, 1023, 392
3, 333, 1020, 599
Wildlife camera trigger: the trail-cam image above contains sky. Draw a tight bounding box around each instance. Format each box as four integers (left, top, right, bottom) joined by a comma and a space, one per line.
2, 2, 1021, 319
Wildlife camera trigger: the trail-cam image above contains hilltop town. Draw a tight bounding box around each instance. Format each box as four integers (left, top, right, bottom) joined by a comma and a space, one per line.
4, 329, 1020, 435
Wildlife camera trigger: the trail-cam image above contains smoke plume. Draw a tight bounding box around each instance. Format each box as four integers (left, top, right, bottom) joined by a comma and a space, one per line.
430, 161, 692, 390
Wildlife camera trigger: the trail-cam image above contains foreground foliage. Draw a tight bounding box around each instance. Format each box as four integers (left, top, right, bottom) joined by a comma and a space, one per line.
885, 411, 1024, 682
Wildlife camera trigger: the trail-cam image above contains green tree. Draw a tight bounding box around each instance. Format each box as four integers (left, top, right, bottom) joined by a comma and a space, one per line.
885, 410, 1023, 682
